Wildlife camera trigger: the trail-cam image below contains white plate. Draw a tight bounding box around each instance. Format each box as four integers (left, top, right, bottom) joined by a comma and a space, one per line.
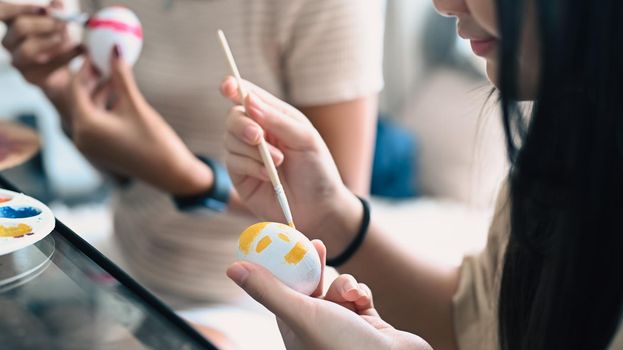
0, 189, 55, 256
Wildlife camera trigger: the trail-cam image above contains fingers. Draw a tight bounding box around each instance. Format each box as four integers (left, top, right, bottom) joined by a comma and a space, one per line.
325, 274, 362, 303
224, 128, 284, 166
225, 105, 264, 145
224, 153, 269, 182
226, 261, 310, 328
324, 274, 376, 315
2, 13, 62, 50
71, 57, 101, 120
244, 93, 316, 149
220, 76, 295, 114
221, 76, 319, 150
0, 3, 44, 24
109, 45, 146, 109
12, 31, 64, 64
310, 240, 327, 297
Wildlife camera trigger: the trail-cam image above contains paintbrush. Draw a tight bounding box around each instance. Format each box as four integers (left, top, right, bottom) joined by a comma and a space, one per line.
217, 29, 296, 228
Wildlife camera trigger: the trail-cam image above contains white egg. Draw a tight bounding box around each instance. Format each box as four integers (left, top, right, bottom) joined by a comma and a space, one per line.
85, 6, 143, 77
237, 222, 321, 295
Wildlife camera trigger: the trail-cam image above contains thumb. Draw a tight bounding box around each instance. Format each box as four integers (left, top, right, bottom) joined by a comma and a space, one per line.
109, 44, 145, 108
227, 261, 311, 327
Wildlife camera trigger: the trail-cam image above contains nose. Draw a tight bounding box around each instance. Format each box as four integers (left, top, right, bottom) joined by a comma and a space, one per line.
433, 0, 469, 17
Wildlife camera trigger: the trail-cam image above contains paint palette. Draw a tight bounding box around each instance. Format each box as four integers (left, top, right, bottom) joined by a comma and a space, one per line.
0, 189, 55, 256
237, 222, 321, 295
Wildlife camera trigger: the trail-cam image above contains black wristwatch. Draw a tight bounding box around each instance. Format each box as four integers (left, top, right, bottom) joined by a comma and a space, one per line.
172, 156, 232, 213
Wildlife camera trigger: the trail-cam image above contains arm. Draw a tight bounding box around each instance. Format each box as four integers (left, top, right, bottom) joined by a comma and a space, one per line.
221, 78, 460, 350
226, 96, 380, 213
339, 220, 461, 350
300, 95, 378, 197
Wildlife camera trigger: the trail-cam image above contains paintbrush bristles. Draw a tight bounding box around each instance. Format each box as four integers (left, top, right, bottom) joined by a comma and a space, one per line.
217, 30, 295, 228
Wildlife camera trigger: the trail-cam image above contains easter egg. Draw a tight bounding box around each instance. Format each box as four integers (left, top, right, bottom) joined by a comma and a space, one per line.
85, 6, 143, 77
237, 222, 321, 295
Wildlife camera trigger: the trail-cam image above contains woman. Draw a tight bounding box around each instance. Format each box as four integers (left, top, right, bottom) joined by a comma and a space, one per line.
218, 0, 623, 349
1, 0, 382, 300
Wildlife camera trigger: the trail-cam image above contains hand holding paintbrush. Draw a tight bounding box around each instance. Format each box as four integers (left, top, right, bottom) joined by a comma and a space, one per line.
217, 30, 296, 228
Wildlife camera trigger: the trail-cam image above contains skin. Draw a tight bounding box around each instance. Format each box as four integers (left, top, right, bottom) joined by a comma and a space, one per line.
434, 0, 539, 97
222, 0, 541, 349
0, 1, 377, 201
227, 240, 432, 350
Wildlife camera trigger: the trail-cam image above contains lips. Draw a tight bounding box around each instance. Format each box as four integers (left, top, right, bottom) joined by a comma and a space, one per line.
469, 38, 497, 57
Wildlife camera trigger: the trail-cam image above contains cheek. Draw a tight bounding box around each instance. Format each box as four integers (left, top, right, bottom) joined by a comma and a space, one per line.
466, 0, 498, 36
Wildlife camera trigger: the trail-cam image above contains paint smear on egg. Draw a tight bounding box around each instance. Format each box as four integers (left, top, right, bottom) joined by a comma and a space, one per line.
0, 223, 33, 238
239, 222, 270, 255
278, 233, 290, 242
0, 206, 41, 219
0, 197, 11, 203
284, 242, 308, 265
256, 235, 272, 253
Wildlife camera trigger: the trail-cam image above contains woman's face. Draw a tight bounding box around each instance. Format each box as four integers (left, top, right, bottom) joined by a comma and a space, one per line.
433, 0, 539, 99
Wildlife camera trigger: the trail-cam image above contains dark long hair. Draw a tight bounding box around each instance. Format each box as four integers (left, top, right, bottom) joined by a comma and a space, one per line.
497, 0, 623, 349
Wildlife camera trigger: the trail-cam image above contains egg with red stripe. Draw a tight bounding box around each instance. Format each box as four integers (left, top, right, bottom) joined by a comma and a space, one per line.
85, 6, 143, 77
237, 222, 321, 295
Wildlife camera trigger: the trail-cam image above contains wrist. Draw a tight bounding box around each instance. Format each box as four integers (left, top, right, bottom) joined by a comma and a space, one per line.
171, 156, 214, 196
315, 187, 364, 258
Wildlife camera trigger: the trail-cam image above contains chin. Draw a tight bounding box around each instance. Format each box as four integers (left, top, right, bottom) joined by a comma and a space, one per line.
485, 61, 499, 89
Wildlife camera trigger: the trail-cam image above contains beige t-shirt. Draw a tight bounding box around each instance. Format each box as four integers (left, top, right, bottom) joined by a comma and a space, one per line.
453, 183, 623, 349
82, 0, 384, 300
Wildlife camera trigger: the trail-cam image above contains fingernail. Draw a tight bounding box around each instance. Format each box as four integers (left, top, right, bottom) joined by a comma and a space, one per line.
344, 280, 358, 295
112, 44, 122, 59
37, 8, 47, 16
243, 125, 260, 144
227, 264, 250, 286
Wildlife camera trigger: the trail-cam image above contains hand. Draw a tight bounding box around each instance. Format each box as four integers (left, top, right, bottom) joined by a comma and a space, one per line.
0, 1, 42, 21
221, 78, 362, 256
69, 47, 213, 195
1, 1, 82, 91
226, 240, 432, 350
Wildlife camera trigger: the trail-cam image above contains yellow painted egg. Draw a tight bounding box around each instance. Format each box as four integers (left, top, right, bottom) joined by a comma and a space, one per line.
237, 222, 321, 295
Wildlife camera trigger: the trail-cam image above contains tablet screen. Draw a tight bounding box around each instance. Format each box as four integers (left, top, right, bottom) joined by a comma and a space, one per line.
0, 213, 216, 349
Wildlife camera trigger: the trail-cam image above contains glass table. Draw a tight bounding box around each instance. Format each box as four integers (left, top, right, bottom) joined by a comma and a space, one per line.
0, 175, 217, 350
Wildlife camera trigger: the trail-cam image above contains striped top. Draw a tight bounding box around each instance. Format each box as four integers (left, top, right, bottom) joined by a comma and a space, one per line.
81, 0, 384, 300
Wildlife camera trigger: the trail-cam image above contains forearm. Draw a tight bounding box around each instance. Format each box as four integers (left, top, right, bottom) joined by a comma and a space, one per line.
302, 95, 378, 197
319, 191, 460, 350
339, 222, 460, 350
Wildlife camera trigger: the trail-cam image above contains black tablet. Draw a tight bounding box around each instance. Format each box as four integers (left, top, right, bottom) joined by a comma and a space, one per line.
0, 176, 217, 350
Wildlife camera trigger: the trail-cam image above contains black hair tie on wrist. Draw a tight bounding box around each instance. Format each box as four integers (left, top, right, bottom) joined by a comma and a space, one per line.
326, 196, 371, 267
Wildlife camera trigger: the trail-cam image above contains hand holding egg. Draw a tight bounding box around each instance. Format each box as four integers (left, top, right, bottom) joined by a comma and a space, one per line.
84, 6, 143, 77
237, 222, 322, 295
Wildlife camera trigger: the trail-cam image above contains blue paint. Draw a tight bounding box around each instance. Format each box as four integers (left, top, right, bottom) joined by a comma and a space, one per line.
0, 206, 41, 219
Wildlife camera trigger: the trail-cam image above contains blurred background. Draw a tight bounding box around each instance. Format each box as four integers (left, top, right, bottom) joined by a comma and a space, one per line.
0, 0, 508, 348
